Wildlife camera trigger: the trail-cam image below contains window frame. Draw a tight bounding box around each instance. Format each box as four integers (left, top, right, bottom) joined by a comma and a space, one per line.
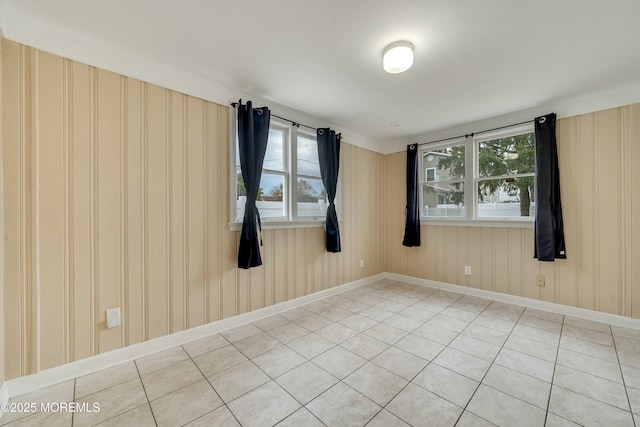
425, 167, 436, 182
419, 123, 536, 224
419, 137, 469, 220
293, 127, 329, 221
229, 109, 329, 228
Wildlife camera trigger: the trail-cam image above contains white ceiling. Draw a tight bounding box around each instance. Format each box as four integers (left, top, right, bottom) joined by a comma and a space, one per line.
2, 0, 640, 152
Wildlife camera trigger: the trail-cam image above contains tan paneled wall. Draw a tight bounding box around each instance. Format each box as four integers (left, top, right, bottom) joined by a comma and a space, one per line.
1, 39, 384, 380
384, 104, 640, 318
0, 38, 5, 387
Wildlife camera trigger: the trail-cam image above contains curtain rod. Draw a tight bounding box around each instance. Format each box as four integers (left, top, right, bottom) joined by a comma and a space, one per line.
231, 102, 318, 131
415, 118, 536, 147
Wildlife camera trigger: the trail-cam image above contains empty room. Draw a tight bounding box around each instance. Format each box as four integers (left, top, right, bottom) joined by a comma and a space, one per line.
1, 1, 640, 426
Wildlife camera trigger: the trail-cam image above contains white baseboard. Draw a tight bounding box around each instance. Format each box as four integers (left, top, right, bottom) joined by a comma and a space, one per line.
6, 273, 384, 399
385, 272, 640, 330
7, 271, 640, 400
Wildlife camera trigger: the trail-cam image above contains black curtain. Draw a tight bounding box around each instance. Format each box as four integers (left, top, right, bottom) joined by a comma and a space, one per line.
534, 113, 566, 261
317, 128, 341, 252
402, 144, 421, 247
237, 101, 271, 269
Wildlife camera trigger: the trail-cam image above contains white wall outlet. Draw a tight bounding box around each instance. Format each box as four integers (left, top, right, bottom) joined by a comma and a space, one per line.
106, 307, 121, 328
537, 275, 546, 287
464, 265, 472, 275
360, 259, 364, 268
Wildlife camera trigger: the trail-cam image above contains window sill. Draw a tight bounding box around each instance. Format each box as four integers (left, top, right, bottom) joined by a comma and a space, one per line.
228, 220, 326, 232
420, 218, 534, 228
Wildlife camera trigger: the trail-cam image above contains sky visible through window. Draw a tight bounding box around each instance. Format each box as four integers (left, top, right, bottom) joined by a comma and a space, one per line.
236, 129, 324, 198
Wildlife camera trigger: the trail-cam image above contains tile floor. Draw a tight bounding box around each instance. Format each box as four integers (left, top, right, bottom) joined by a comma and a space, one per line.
2, 279, 640, 426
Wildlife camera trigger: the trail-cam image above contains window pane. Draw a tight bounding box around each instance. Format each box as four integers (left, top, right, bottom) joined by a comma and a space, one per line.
479, 132, 534, 177
263, 128, 285, 171
297, 134, 321, 178
259, 173, 286, 218
422, 183, 465, 217
422, 145, 465, 182
297, 177, 327, 218
477, 176, 535, 217
236, 173, 286, 220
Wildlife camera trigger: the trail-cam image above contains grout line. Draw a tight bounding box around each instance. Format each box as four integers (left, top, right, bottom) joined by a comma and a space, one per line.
182, 340, 244, 427
133, 361, 159, 427
611, 325, 638, 427
71, 379, 76, 427
448, 299, 522, 425
543, 313, 565, 426
15, 279, 637, 426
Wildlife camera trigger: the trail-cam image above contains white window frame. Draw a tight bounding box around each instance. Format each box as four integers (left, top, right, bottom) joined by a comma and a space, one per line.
229, 108, 328, 229
419, 123, 535, 226
419, 138, 469, 221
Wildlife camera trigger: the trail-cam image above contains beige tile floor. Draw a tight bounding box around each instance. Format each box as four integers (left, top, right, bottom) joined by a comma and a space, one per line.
2, 279, 640, 426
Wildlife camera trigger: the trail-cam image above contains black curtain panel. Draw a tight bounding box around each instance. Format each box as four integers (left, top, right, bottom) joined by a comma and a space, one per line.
317, 128, 342, 252
534, 113, 566, 261
402, 144, 421, 247
237, 100, 271, 269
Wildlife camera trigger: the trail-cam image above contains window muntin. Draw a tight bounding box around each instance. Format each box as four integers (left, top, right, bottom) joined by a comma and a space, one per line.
233, 117, 327, 223
419, 124, 535, 221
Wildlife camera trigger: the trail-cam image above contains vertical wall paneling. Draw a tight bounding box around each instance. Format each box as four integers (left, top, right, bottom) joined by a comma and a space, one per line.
631, 104, 640, 318
384, 105, 640, 319
596, 109, 620, 314
96, 69, 122, 353
63, 58, 71, 364
0, 36, 4, 386
3, 39, 385, 378
578, 115, 596, 310
186, 96, 205, 328
119, 75, 127, 348
620, 108, 631, 317
555, 118, 578, 309
3, 40, 23, 378
34, 50, 66, 370
125, 78, 143, 347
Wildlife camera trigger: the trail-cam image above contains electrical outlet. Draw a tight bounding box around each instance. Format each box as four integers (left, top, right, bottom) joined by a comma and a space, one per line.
106, 307, 121, 328
360, 259, 364, 268
537, 275, 545, 287
464, 265, 471, 275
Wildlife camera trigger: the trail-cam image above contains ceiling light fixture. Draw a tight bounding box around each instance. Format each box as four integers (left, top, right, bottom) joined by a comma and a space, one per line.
383, 41, 414, 74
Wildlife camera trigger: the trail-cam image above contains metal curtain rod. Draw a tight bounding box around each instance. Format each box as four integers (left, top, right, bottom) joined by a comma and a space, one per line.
231, 102, 318, 131
416, 118, 534, 147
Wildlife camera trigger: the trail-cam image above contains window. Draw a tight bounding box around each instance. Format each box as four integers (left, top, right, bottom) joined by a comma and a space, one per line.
233, 117, 327, 223
420, 124, 535, 221
476, 128, 535, 218
425, 167, 436, 182
296, 131, 328, 218
420, 143, 466, 218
